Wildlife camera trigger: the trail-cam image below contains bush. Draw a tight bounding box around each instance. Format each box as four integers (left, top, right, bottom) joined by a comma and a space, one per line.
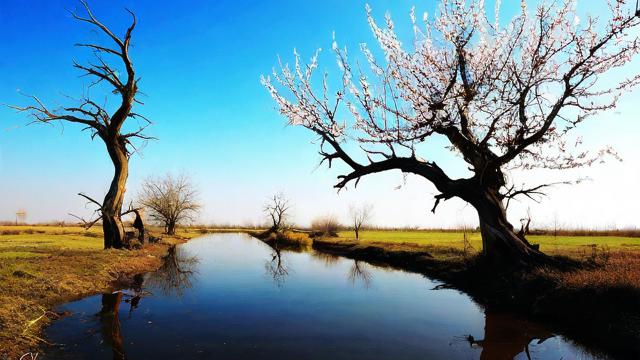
310, 215, 340, 237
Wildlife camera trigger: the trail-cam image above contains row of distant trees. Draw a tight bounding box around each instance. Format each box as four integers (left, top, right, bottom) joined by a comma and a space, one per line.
263, 192, 373, 240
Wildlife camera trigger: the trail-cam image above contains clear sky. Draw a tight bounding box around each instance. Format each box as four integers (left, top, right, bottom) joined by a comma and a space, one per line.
1, 0, 638, 229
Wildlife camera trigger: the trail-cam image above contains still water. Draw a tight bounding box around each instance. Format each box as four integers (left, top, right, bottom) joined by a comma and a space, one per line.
45, 233, 600, 359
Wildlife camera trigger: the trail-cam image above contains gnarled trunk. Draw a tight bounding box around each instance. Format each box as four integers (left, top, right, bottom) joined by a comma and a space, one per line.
102, 141, 128, 249
467, 187, 544, 265
166, 220, 176, 235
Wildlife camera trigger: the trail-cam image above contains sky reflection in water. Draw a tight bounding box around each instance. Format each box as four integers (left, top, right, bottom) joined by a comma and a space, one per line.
45, 234, 601, 360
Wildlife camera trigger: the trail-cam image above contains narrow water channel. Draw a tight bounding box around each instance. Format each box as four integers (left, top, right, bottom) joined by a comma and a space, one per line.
44, 233, 602, 359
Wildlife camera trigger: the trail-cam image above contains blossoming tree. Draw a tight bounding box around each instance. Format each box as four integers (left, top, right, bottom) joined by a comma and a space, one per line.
263, 0, 640, 264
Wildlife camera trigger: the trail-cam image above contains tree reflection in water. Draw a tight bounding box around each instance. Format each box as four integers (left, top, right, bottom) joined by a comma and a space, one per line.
98, 292, 126, 360
347, 260, 373, 289
265, 247, 289, 287
95, 246, 198, 359
461, 312, 554, 360
310, 251, 340, 267
145, 245, 199, 297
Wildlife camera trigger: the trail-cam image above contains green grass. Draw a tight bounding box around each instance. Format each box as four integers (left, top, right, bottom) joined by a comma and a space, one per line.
0, 234, 103, 255
335, 230, 639, 255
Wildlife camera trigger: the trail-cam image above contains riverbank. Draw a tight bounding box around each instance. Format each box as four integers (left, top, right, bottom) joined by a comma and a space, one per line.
260, 229, 640, 359
0, 225, 191, 359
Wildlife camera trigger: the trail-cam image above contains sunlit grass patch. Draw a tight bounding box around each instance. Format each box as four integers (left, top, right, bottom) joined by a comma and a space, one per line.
0, 251, 49, 259
0, 234, 103, 252
0, 226, 182, 358
0, 225, 103, 237
334, 230, 639, 255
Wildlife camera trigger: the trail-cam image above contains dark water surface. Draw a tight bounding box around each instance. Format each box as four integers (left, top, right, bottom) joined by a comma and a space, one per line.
44, 233, 601, 359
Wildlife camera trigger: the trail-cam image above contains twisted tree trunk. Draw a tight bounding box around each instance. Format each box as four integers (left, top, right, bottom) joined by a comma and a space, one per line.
469, 187, 544, 265
9, 4, 144, 251
102, 140, 129, 249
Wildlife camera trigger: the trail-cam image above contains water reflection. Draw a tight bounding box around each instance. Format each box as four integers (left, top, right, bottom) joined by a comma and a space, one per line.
92, 250, 199, 360
98, 292, 126, 360
145, 245, 199, 297
46, 234, 600, 360
310, 251, 340, 267
265, 247, 290, 287
347, 260, 373, 289
461, 312, 555, 360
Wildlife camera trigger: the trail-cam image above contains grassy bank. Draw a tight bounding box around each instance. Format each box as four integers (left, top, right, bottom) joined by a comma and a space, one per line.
332, 229, 639, 257
0, 225, 190, 359
264, 229, 639, 358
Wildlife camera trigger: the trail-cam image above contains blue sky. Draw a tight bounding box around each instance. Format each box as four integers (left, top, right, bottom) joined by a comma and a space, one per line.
1, 0, 639, 228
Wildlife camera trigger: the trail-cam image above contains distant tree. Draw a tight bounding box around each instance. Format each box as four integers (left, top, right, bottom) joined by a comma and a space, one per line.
264, 193, 291, 233
349, 204, 373, 240
138, 174, 200, 235
263, 0, 640, 265
10, 1, 151, 249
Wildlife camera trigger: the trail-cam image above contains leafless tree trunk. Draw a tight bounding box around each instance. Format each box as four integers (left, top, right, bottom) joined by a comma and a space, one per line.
103, 142, 129, 248
10, 1, 151, 249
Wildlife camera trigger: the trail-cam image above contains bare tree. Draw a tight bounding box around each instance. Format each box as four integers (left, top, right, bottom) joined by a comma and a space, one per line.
10, 1, 151, 249
349, 204, 373, 240
264, 193, 291, 233
263, 1, 640, 265
137, 174, 201, 235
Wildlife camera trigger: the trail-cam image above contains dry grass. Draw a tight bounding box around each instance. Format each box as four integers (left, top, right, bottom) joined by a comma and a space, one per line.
549, 250, 640, 290
0, 226, 184, 359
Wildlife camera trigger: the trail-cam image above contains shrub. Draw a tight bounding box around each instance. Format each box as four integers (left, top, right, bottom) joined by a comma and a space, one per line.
310, 215, 340, 237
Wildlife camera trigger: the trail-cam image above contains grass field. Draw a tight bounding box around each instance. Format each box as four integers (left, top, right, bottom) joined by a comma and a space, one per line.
0, 225, 184, 358
332, 230, 640, 258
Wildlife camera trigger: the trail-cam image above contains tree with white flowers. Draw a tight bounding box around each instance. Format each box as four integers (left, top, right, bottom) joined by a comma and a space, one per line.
263, 0, 640, 265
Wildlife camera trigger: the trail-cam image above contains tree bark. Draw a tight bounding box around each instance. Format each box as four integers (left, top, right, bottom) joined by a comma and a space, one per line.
469, 188, 544, 265
102, 140, 128, 249
167, 220, 176, 235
